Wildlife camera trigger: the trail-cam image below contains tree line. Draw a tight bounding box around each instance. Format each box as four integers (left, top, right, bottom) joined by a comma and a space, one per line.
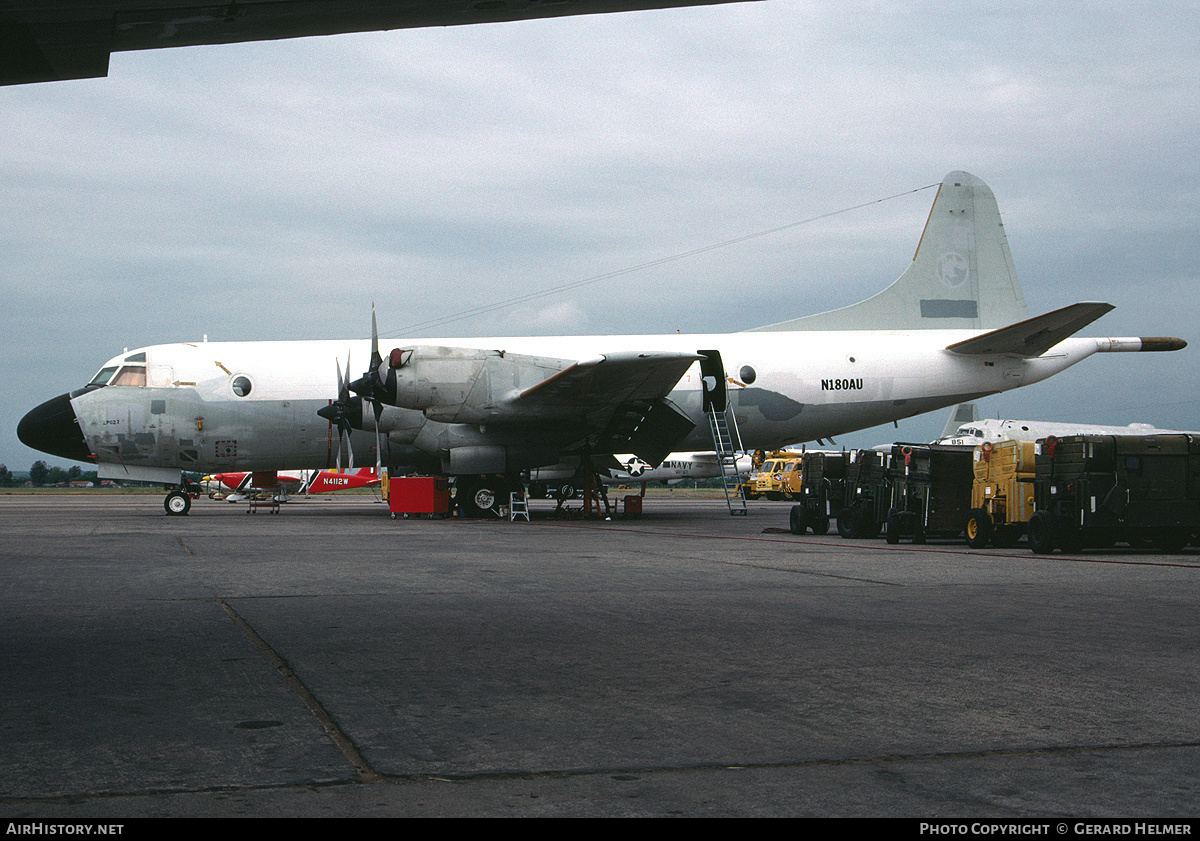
0, 462, 98, 487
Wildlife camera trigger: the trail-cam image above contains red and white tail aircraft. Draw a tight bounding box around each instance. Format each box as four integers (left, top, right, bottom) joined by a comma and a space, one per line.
302, 467, 382, 495
19, 172, 1186, 516
204, 468, 380, 500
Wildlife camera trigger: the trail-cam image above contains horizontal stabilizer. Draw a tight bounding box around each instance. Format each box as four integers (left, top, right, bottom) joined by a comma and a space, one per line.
946, 302, 1114, 358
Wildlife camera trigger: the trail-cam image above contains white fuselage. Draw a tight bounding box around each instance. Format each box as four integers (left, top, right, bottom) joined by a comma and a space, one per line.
938, 417, 1197, 447
68, 328, 1112, 480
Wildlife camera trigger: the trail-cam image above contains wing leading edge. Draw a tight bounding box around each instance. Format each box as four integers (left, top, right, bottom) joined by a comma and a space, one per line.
518, 350, 702, 415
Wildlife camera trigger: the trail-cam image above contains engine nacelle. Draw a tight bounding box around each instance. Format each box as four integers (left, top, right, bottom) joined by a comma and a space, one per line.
383, 345, 565, 424
446, 444, 563, 475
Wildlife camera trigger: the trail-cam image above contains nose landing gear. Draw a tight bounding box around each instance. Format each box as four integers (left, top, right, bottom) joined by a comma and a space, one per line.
164, 478, 203, 516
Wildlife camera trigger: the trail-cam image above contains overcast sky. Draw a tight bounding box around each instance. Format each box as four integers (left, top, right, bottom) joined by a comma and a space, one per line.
3, 0, 1199, 470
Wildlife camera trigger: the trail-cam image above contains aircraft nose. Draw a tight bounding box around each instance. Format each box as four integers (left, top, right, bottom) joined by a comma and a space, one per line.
17, 393, 94, 462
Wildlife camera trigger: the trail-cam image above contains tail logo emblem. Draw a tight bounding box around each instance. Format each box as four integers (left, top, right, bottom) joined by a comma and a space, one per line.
937, 252, 969, 288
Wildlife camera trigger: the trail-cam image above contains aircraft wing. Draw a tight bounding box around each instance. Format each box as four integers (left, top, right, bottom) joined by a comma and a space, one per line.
510, 350, 702, 465
2, 0, 756, 85
517, 350, 701, 416
945, 302, 1115, 358
382, 345, 701, 465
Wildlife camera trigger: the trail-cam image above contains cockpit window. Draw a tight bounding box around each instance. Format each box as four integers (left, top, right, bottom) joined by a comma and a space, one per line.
110, 366, 147, 387
87, 365, 147, 388
88, 366, 118, 387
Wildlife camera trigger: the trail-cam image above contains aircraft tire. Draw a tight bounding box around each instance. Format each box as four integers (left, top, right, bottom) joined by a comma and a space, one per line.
789, 505, 807, 535
455, 476, 502, 519
164, 491, 191, 516
811, 515, 830, 535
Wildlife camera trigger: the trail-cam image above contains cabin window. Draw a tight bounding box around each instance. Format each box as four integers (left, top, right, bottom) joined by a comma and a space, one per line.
231, 376, 252, 397
739, 365, 757, 384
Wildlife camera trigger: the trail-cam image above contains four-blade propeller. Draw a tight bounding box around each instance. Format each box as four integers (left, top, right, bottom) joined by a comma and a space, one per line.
316, 351, 360, 472
320, 308, 406, 474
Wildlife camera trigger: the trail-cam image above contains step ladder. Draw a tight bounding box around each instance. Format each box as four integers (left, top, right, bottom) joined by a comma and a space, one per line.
707, 407, 748, 515
509, 491, 530, 522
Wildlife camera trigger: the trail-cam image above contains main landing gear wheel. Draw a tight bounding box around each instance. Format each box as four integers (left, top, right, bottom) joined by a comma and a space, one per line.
164, 491, 191, 516
472, 486, 496, 511
455, 476, 510, 519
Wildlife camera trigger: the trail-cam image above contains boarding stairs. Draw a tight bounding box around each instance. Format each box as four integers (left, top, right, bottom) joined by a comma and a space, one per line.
707, 406, 748, 515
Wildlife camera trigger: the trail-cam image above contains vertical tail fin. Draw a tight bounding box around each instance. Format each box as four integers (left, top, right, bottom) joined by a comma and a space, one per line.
940, 402, 980, 441
750, 171, 1028, 331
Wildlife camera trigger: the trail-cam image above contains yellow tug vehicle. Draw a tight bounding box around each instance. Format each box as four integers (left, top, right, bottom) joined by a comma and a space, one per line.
965, 439, 1037, 548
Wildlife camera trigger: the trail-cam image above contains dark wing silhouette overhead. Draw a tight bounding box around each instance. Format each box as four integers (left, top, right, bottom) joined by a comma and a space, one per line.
2, 0, 757, 85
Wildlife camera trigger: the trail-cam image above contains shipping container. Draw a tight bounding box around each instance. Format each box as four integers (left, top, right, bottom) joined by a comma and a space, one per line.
884, 444, 974, 544
1028, 434, 1200, 553
836, 447, 892, 538
788, 450, 849, 534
